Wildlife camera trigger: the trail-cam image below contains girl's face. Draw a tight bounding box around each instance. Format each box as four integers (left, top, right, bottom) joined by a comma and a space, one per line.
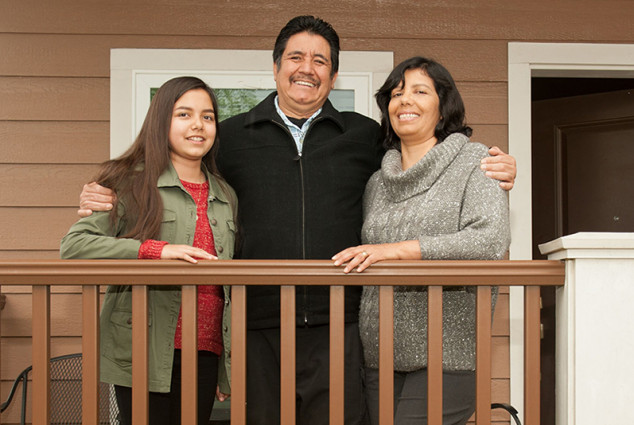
168, 88, 216, 164
388, 69, 441, 147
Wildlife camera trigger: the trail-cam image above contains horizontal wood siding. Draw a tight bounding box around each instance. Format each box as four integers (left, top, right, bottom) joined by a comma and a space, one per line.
1, 1, 632, 422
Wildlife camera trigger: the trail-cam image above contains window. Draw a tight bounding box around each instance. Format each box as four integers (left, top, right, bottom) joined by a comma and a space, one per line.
111, 48, 393, 158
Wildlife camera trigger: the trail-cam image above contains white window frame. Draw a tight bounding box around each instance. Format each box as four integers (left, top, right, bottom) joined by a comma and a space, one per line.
110, 48, 393, 158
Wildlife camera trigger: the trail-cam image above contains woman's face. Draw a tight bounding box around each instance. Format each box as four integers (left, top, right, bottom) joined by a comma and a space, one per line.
168, 88, 216, 164
388, 69, 441, 146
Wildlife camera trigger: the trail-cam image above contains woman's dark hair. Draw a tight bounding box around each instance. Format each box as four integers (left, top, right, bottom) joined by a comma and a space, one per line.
273, 15, 340, 77
375, 56, 472, 150
95, 76, 233, 241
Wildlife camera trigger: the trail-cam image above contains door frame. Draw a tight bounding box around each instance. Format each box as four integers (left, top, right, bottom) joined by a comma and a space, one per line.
507, 42, 634, 420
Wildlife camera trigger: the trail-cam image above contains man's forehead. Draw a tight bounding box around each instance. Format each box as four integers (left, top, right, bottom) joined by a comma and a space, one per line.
283, 33, 331, 58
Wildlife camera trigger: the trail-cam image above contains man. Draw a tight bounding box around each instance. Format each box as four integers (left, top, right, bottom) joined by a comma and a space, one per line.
80, 15, 516, 425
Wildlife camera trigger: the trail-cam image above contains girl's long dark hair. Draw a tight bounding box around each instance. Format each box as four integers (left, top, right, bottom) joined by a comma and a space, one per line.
95, 76, 232, 241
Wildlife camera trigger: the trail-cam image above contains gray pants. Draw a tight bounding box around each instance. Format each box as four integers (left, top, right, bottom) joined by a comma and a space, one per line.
365, 368, 475, 425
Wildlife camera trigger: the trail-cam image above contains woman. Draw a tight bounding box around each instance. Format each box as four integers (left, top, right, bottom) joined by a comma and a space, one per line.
61, 77, 236, 425
333, 57, 511, 425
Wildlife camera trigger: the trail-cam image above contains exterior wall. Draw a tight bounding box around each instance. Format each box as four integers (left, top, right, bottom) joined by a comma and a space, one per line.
1, 1, 633, 423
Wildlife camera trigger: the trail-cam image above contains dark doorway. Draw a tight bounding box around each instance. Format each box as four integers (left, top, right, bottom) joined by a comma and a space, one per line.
531, 77, 634, 425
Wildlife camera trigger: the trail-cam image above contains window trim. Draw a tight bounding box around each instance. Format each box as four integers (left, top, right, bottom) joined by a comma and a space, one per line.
110, 48, 393, 159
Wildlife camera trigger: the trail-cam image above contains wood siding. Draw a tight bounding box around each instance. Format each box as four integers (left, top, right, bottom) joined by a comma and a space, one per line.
1, 0, 633, 423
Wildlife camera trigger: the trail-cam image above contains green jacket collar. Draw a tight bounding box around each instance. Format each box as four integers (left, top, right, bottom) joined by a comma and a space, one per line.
157, 161, 230, 204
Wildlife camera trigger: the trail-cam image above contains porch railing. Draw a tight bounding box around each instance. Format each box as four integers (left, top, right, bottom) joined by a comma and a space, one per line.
0, 259, 565, 425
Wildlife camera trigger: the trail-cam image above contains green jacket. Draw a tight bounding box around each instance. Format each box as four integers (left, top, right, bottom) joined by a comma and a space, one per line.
60, 163, 237, 393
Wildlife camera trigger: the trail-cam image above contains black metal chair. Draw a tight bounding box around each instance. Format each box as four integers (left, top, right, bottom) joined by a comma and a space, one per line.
0, 353, 119, 425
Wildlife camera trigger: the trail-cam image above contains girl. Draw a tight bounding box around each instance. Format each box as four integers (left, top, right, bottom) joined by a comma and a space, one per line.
61, 76, 236, 425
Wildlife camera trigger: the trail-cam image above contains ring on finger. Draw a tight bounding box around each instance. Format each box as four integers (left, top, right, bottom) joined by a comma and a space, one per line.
361, 251, 368, 257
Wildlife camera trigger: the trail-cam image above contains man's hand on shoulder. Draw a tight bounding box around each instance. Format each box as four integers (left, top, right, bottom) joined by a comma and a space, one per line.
78, 182, 116, 217
480, 146, 517, 191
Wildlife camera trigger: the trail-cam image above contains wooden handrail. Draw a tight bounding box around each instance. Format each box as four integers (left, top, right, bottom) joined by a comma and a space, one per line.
0, 259, 564, 286
0, 259, 565, 425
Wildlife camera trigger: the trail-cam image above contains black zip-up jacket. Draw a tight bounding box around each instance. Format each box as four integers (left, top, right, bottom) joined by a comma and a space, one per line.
218, 92, 384, 329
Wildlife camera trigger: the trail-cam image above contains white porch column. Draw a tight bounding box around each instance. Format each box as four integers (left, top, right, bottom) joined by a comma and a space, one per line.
539, 232, 634, 425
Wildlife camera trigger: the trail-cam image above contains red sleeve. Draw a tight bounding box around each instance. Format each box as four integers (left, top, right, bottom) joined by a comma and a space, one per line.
138, 239, 169, 259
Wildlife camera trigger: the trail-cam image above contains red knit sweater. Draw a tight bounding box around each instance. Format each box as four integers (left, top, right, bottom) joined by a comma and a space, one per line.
138, 180, 224, 355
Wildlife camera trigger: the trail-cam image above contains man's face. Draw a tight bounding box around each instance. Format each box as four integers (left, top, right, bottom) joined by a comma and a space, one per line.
274, 32, 338, 118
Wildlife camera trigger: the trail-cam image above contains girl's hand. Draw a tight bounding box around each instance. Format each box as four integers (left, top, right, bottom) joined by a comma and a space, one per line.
216, 386, 230, 402
160, 245, 217, 264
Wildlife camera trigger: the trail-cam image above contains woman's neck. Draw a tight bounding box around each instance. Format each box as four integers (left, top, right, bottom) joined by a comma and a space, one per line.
400, 136, 437, 171
171, 158, 206, 183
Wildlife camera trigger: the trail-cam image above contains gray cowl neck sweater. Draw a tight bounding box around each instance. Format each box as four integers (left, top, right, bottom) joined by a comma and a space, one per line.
359, 133, 511, 371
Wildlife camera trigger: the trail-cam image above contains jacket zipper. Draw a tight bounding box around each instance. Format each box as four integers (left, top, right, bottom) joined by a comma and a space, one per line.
272, 117, 324, 326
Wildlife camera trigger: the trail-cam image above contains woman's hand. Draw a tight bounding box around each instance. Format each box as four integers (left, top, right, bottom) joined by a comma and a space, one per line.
160, 245, 217, 264
216, 386, 230, 402
78, 182, 116, 217
480, 146, 517, 191
332, 241, 420, 273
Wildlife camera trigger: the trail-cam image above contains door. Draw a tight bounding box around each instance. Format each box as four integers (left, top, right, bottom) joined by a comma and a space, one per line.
532, 87, 634, 425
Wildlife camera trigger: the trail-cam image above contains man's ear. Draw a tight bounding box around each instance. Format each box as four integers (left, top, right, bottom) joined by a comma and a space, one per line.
330, 72, 339, 89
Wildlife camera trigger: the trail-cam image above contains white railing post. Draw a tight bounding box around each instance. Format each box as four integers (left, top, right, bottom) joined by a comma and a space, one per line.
539, 232, 634, 425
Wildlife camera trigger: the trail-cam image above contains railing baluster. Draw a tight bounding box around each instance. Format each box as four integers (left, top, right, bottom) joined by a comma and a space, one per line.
82, 285, 100, 425
0, 259, 565, 425
427, 285, 443, 425
329, 285, 345, 425
0, 286, 2, 425
32, 285, 51, 425
280, 285, 296, 425
379, 285, 394, 425
524, 285, 541, 425
476, 286, 492, 425
231, 285, 247, 425
181, 285, 198, 425
132, 285, 149, 425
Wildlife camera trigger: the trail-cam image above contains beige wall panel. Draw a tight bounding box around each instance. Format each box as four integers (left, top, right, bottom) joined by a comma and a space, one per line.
457, 82, 508, 124
491, 379, 510, 415
1, 293, 83, 337
345, 39, 509, 82
470, 125, 508, 152
0, 164, 99, 207
0, 336, 82, 377
0, 251, 60, 260
0, 121, 109, 164
492, 293, 510, 336
492, 336, 510, 378
0, 33, 277, 78
329, 2, 634, 41
3, 0, 632, 41
0, 208, 78, 250
1, 34, 507, 83
0, 77, 108, 121
0, 285, 85, 294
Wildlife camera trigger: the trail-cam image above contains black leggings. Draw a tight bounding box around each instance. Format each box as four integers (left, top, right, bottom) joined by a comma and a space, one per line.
114, 350, 219, 425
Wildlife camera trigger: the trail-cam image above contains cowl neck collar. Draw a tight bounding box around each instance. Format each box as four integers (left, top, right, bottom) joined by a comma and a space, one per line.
380, 133, 469, 202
